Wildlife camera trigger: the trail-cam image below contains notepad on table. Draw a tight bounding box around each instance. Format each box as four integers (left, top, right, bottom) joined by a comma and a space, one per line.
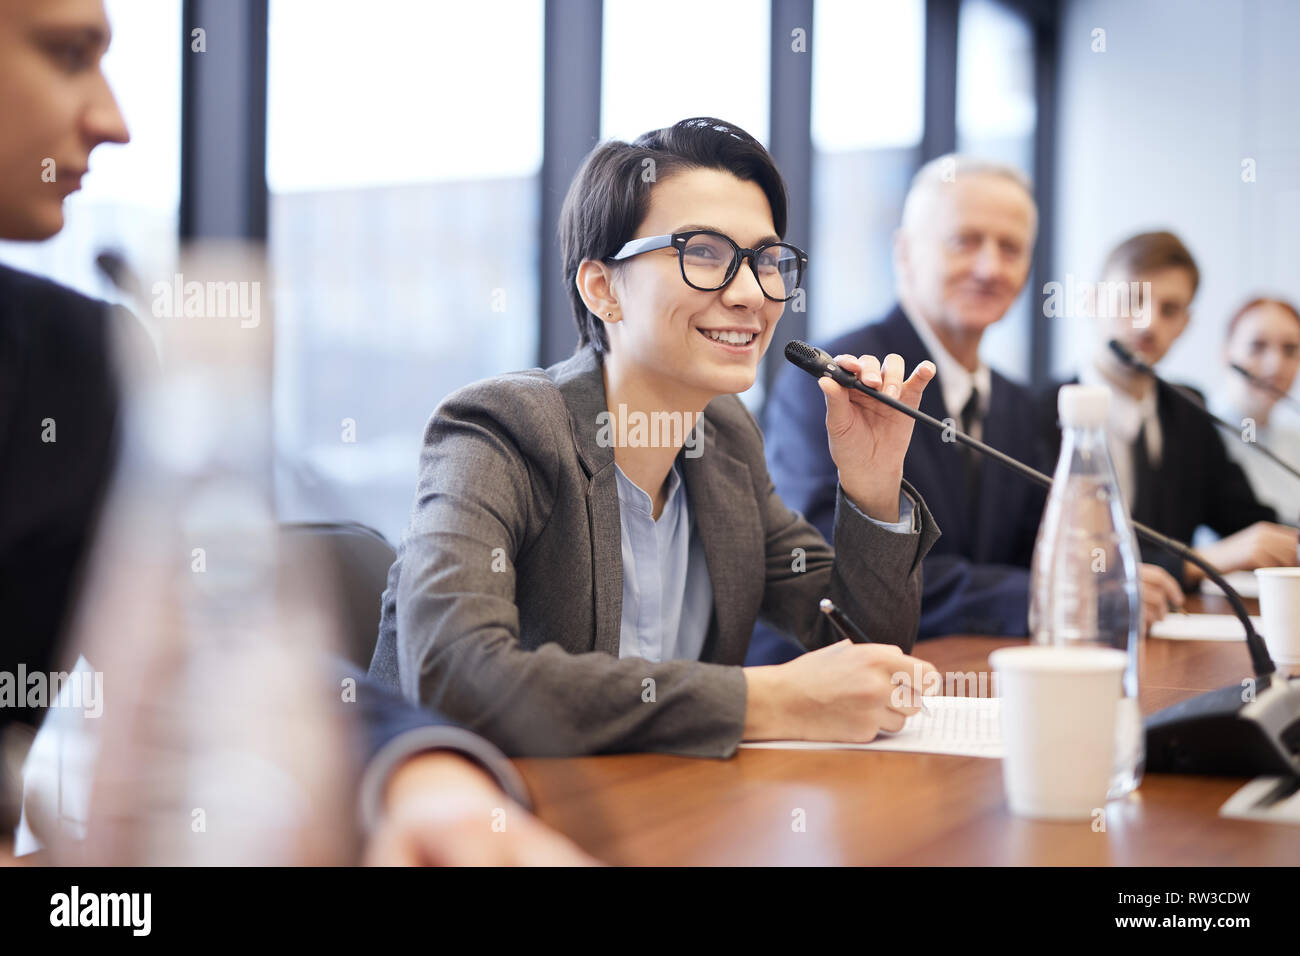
1199, 570, 1261, 600
1148, 613, 1263, 641
1220, 776, 1300, 825
740, 695, 1003, 758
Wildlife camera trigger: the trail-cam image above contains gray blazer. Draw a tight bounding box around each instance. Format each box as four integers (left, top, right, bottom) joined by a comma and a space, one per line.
369, 345, 941, 758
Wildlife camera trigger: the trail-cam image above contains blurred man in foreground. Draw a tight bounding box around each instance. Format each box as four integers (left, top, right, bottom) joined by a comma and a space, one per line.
0, 0, 591, 865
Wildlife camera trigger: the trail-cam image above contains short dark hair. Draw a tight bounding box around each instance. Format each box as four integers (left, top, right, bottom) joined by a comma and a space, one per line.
558, 117, 789, 355
1101, 230, 1200, 295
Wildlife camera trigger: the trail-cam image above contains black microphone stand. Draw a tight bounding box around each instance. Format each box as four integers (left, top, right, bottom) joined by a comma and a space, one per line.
786, 340, 1300, 777
1109, 339, 1300, 486
1230, 361, 1300, 417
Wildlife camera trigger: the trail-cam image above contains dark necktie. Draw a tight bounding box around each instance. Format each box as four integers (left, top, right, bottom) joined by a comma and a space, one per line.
960, 389, 983, 522
1131, 420, 1152, 523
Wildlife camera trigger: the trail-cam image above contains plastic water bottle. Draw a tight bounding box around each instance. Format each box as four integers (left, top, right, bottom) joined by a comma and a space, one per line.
1029, 385, 1144, 798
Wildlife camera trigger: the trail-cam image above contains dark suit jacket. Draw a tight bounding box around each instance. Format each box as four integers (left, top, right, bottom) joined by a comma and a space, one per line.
1035, 377, 1277, 585
752, 306, 1050, 657
369, 344, 941, 758
334, 661, 529, 818
0, 263, 517, 832
0, 264, 126, 730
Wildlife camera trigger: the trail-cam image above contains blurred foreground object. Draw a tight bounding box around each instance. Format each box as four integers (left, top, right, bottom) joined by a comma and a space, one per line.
52, 243, 355, 865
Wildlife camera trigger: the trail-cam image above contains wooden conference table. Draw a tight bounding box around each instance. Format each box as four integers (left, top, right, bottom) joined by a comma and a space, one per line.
516, 594, 1300, 865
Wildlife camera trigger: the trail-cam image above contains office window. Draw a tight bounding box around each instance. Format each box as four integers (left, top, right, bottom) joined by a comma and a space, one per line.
957, 0, 1037, 380
601, 0, 771, 414
267, 0, 544, 544
601, 0, 770, 144
0, 0, 181, 301
809, 0, 926, 342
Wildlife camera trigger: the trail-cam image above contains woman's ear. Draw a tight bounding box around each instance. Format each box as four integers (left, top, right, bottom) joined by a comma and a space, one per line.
575, 259, 621, 324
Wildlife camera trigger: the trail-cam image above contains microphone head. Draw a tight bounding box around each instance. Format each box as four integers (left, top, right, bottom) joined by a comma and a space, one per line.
95, 248, 142, 301
1230, 361, 1265, 387
1232, 362, 1300, 409
1107, 338, 1151, 375
784, 339, 830, 373
785, 340, 871, 390
95, 250, 127, 286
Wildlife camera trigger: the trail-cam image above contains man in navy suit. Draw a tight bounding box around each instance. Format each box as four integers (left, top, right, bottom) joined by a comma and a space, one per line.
750, 156, 1184, 662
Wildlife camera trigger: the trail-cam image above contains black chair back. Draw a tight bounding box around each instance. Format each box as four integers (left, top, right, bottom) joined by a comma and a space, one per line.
280, 522, 395, 668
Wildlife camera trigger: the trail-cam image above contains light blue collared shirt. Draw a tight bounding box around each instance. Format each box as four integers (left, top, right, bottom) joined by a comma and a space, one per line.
614, 459, 713, 662
614, 459, 916, 662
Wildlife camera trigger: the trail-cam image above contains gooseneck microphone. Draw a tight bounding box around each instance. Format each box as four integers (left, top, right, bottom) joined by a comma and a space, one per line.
785, 339, 1300, 777
1107, 339, 1300, 485
1229, 361, 1300, 416
785, 338, 1270, 672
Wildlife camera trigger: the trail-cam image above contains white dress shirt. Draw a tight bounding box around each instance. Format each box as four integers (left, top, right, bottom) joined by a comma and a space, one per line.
900, 305, 992, 438
1079, 359, 1163, 511
1209, 397, 1300, 525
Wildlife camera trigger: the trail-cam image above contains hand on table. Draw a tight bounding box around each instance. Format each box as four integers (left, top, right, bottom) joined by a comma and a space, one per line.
744, 639, 938, 742
1139, 562, 1184, 633
366, 751, 599, 866
1187, 521, 1299, 586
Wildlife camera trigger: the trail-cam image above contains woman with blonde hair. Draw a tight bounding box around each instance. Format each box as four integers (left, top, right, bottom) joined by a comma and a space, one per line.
1214, 296, 1300, 522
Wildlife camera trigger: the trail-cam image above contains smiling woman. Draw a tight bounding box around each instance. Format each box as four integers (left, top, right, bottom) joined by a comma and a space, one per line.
368, 116, 945, 761
562, 121, 802, 409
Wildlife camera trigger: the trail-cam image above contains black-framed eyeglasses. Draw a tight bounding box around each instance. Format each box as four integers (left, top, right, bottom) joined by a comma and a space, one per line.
607, 230, 808, 302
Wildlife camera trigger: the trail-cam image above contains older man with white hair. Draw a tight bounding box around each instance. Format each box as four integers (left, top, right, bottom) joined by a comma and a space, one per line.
748, 155, 1184, 659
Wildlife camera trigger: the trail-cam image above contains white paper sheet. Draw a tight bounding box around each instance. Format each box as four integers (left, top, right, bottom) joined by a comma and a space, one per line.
740, 695, 1003, 758
1199, 570, 1261, 600
1148, 613, 1264, 641
14, 655, 101, 855
1220, 776, 1300, 825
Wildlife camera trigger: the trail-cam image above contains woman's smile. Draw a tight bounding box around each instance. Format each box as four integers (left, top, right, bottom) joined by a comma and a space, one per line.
697, 326, 760, 353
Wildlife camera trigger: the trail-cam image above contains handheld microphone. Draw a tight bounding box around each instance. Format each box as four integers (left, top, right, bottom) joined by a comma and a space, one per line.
1108, 339, 1300, 485
1229, 361, 1300, 416
785, 339, 1300, 777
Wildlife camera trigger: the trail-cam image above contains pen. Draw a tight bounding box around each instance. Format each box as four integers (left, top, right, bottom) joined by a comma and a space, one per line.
818, 598, 870, 643
819, 598, 929, 716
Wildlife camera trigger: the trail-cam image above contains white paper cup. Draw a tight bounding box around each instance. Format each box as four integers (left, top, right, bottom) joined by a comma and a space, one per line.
1255, 567, 1300, 672
990, 645, 1128, 821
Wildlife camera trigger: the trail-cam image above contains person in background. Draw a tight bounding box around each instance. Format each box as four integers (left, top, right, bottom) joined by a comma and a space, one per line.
0, 0, 591, 865
1038, 231, 1298, 589
750, 156, 1184, 665
1211, 296, 1300, 523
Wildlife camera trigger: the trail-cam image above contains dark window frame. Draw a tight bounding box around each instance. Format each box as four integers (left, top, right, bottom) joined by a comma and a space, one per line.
178, 0, 1059, 390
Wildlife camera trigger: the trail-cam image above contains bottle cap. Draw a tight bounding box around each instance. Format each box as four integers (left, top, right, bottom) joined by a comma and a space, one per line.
1058, 384, 1110, 428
